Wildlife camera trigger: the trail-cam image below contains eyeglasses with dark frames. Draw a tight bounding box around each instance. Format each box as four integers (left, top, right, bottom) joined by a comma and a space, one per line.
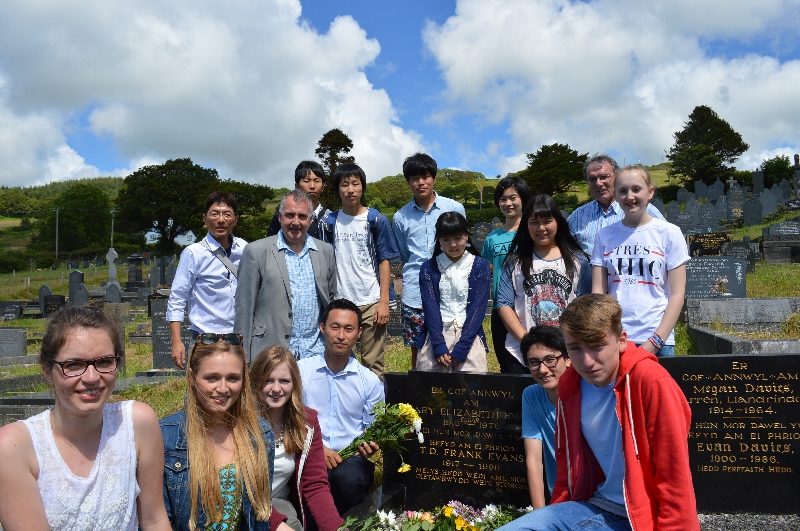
525, 354, 564, 371
197, 333, 244, 346
54, 355, 120, 377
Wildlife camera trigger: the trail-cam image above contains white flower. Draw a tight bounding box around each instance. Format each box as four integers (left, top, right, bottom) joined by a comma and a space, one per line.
413, 418, 422, 432
377, 509, 397, 524
417, 432, 424, 443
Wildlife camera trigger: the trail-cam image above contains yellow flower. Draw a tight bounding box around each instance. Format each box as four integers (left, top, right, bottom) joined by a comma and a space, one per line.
455, 515, 467, 530
443, 506, 453, 518
398, 403, 421, 423
397, 463, 411, 473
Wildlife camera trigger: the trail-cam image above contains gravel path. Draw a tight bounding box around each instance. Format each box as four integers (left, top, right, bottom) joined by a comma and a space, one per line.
700, 513, 800, 530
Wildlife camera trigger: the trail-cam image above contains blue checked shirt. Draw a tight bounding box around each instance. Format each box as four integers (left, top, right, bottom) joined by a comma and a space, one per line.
392, 193, 465, 308
277, 231, 324, 359
298, 354, 384, 451
167, 233, 246, 333
568, 200, 665, 255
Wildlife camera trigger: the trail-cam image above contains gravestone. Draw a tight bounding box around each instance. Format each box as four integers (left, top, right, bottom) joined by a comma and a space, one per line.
165, 259, 178, 287
660, 355, 800, 514
716, 196, 728, 221
722, 240, 758, 273
151, 256, 167, 288
472, 222, 493, 254
675, 213, 699, 234
698, 202, 719, 233
43, 295, 66, 317
106, 247, 121, 290
762, 221, 800, 264
760, 188, 777, 216
666, 201, 680, 221
138, 286, 153, 302
708, 179, 724, 201
685, 257, 746, 299
73, 284, 89, 307
743, 196, 763, 226
694, 181, 708, 200
651, 196, 665, 217
677, 187, 689, 204
387, 308, 403, 337
126, 254, 146, 291
0, 329, 26, 358
104, 283, 122, 303
38, 284, 52, 315
764, 221, 800, 236
688, 233, 731, 257
491, 217, 502, 228
779, 179, 792, 200
795, 168, 800, 199
727, 185, 746, 220
384, 371, 531, 509
685, 197, 700, 216
150, 294, 191, 369
2, 306, 21, 321
752, 171, 764, 194
68, 270, 84, 303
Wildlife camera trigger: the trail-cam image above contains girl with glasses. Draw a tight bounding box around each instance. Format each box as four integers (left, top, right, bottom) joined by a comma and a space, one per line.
0, 306, 171, 531
160, 333, 274, 530
250, 346, 343, 531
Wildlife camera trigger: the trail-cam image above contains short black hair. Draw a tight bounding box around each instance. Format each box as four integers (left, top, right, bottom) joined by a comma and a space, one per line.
402, 153, 437, 180
204, 192, 239, 216
294, 160, 326, 185
332, 163, 367, 192
493, 176, 532, 209
320, 298, 362, 326
519, 325, 567, 361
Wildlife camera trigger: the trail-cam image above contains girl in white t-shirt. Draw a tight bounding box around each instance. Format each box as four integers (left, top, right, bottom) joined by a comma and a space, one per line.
591, 165, 689, 357
497, 195, 592, 370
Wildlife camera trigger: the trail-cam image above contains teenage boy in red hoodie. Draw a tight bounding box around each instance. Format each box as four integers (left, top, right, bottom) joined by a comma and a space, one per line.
498, 294, 699, 531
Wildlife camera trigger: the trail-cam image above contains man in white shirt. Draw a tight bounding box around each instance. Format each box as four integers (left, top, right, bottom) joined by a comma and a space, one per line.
167, 192, 246, 368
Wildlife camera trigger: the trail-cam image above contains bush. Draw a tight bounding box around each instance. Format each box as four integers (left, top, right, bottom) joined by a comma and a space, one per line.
465, 207, 503, 226
655, 184, 680, 203
0, 250, 30, 273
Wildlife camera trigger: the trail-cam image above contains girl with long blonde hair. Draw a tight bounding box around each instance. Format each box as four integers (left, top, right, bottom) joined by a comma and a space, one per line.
160, 334, 274, 531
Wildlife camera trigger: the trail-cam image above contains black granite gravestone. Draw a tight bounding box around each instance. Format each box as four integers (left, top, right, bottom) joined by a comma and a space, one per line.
688, 233, 732, 257
384, 371, 532, 509
685, 257, 746, 299
43, 295, 66, 317
675, 213, 699, 234
2, 306, 21, 321
659, 355, 800, 514
722, 241, 758, 273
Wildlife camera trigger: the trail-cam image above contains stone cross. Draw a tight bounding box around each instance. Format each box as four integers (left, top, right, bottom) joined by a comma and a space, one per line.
726, 175, 737, 190
106, 248, 119, 285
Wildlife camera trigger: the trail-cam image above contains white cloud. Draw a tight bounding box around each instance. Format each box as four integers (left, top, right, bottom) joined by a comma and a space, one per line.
0, 0, 424, 188
423, 0, 800, 173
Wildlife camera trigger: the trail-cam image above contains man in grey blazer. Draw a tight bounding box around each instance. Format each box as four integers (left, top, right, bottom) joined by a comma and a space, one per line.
235, 189, 337, 362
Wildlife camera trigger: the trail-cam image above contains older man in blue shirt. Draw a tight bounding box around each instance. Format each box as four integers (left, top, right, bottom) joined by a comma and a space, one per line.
298, 298, 384, 515
567, 153, 665, 255
392, 153, 465, 366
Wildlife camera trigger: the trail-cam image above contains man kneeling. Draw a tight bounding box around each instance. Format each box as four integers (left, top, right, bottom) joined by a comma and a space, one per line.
499, 294, 699, 531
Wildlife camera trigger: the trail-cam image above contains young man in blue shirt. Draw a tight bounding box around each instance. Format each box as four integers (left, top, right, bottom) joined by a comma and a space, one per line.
319, 163, 399, 379
392, 153, 465, 366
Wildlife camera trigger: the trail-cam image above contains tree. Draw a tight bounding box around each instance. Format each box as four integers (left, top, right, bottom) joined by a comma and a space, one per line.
666, 105, 749, 186
760, 155, 793, 188
315, 128, 356, 211
115, 158, 220, 254
518, 143, 588, 197
0, 188, 38, 218
218, 180, 275, 242
370, 174, 410, 210
33, 183, 111, 253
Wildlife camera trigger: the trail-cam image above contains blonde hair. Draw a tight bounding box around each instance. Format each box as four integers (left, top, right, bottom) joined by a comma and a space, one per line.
615, 165, 652, 187
559, 294, 623, 347
186, 341, 271, 529
249, 345, 308, 454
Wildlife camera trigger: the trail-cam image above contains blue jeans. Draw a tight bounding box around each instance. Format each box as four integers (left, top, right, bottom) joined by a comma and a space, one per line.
496, 502, 631, 531
634, 342, 674, 357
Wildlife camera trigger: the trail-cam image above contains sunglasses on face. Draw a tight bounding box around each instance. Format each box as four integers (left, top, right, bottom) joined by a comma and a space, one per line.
197, 333, 244, 346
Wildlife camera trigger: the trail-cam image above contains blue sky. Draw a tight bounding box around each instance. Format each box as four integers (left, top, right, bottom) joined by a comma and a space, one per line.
1, 0, 799, 189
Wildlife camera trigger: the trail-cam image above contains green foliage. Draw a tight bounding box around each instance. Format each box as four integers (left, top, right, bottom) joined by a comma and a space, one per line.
0, 250, 30, 274
115, 158, 220, 254
666, 105, 749, 186
315, 128, 356, 211
760, 155, 793, 188
32, 183, 111, 253
437, 169, 486, 183
370, 174, 410, 210
0, 188, 38, 218
465, 207, 502, 226
654, 183, 681, 203
518, 143, 588, 197
217, 179, 275, 242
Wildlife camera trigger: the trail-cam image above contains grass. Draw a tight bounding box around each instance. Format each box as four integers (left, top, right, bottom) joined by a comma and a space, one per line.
746, 263, 800, 298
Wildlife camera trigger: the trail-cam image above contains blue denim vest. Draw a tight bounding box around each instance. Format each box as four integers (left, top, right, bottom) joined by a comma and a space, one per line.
160, 410, 275, 531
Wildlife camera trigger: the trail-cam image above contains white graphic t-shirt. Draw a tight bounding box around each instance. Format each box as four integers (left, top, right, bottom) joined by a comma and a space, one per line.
334, 211, 380, 306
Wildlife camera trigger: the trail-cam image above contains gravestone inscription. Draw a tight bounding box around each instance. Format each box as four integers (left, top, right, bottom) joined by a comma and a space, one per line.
472, 222, 493, 254
743, 196, 763, 226
0, 329, 26, 358
660, 355, 800, 514
150, 294, 191, 369
727, 185, 746, 220
43, 295, 66, 317
685, 257, 746, 299
722, 240, 758, 273
675, 213, 699, 234
2, 306, 21, 321
698, 202, 719, 233
384, 371, 531, 509
688, 233, 731, 257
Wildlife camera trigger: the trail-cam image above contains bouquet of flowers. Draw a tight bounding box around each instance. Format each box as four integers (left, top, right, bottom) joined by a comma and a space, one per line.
710, 275, 729, 295
339, 502, 533, 531
338, 401, 424, 472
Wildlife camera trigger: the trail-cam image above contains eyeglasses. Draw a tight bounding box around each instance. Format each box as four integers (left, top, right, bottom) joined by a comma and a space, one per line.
587, 174, 613, 185
54, 355, 120, 377
197, 333, 243, 346
525, 354, 564, 370
206, 211, 236, 220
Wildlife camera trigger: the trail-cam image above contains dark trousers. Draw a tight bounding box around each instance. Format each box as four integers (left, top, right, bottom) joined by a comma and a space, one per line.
328, 455, 375, 515
491, 309, 528, 374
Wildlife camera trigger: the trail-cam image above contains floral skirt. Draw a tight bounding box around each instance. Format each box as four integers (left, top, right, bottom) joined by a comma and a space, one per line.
415, 322, 488, 373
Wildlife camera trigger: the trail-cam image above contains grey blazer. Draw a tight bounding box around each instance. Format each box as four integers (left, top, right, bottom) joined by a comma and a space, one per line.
234, 235, 336, 362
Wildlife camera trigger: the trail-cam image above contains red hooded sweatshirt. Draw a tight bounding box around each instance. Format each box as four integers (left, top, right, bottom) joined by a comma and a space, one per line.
552, 342, 700, 531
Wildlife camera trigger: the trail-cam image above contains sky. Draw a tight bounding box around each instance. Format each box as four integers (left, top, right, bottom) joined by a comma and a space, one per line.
1, 0, 799, 190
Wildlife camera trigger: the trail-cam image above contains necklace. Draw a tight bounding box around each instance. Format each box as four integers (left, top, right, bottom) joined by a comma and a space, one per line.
274, 425, 285, 448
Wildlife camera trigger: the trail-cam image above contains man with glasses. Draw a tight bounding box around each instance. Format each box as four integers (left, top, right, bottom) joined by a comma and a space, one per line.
267, 160, 330, 239
567, 154, 664, 254
520, 325, 570, 509
168, 192, 246, 368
